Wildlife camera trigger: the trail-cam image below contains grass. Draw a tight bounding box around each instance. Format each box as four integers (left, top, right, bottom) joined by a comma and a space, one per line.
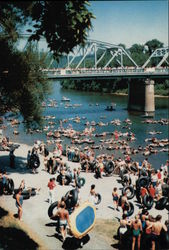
94, 218, 119, 245
0, 206, 45, 250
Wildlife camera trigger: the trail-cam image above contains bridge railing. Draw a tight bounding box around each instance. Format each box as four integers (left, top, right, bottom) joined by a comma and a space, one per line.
43, 67, 168, 76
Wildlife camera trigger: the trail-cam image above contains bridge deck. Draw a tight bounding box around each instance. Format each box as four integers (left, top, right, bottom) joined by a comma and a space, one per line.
46, 68, 169, 80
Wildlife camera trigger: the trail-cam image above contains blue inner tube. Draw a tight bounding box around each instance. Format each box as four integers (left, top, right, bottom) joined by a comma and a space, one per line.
76, 206, 95, 233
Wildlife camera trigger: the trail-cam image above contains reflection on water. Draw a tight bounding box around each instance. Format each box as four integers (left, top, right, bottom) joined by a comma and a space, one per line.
2, 80, 169, 169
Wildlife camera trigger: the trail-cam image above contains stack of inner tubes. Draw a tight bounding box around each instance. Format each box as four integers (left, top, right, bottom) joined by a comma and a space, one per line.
119, 167, 169, 218
48, 189, 79, 220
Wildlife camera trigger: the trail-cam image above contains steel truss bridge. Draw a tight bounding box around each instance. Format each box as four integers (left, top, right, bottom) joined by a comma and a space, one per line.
20, 35, 169, 80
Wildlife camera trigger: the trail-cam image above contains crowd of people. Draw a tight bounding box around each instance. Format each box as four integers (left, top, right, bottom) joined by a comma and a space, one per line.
119, 211, 168, 250
0, 136, 169, 248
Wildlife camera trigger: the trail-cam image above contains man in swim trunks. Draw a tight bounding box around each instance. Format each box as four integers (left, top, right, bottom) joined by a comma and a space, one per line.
51, 201, 70, 242
150, 215, 167, 250
112, 187, 119, 211
121, 192, 129, 214
131, 215, 142, 250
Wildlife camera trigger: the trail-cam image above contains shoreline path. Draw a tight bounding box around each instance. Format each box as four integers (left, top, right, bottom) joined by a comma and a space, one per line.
0, 143, 168, 249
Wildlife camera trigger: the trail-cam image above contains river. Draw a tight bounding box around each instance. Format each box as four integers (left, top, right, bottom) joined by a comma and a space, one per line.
3, 80, 169, 169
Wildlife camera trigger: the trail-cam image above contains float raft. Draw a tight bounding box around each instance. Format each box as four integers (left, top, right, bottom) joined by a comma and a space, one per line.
69, 201, 96, 239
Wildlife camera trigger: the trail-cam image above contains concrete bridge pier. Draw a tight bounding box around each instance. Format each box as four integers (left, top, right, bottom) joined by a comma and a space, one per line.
128, 78, 155, 115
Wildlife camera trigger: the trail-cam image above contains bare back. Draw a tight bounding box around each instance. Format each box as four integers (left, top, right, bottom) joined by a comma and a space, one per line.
58, 208, 69, 221
152, 221, 167, 235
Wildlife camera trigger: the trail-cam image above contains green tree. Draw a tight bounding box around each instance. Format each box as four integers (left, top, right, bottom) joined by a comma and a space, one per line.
129, 43, 148, 66
0, 1, 94, 127
8, 1, 94, 59
145, 39, 164, 55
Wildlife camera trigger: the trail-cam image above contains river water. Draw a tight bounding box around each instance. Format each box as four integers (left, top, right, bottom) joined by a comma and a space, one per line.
3, 80, 169, 169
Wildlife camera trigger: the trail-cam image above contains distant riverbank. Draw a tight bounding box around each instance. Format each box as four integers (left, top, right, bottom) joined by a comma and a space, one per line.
60, 79, 169, 97
111, 92, 169, 98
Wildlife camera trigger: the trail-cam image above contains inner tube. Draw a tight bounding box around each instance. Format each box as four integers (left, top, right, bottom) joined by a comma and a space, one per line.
162, 185, 169, 198
13, 191, 31, 200
143, 195, 154, 210
138, 176, 149, 188
65, 189, 78, 209
44, 147, 49, 157
130, 166, 137, 172
135, 189, 141, 203
120, 169, 128, 179
95, 193, 102, 205
23, 188, 36, 196
65, 175, 72, 185
166, 203, 169, 211
126, 202, 134, 217
122, 186, 135, 200
30, 154, 40, 169
117, 226, 128, 239
14, 188, 36, 196
48, 201, 59, 221
155, 197, 168, 210
56, 174, 62, 184
77, 177, 85, 188
122, 176, 131, 186
57, 174, 71, 185
104, 161, 114, 174
7, 178, 14, 194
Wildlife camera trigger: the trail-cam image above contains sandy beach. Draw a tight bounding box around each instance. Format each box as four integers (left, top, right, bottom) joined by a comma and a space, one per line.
0, 142, 168, 250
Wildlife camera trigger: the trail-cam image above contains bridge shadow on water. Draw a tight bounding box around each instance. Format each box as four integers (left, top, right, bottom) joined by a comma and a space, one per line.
0, 155, 30, 175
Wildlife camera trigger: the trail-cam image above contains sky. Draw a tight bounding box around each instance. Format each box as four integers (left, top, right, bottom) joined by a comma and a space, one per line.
19, 0, 168, 51
88, 0, 168, 47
